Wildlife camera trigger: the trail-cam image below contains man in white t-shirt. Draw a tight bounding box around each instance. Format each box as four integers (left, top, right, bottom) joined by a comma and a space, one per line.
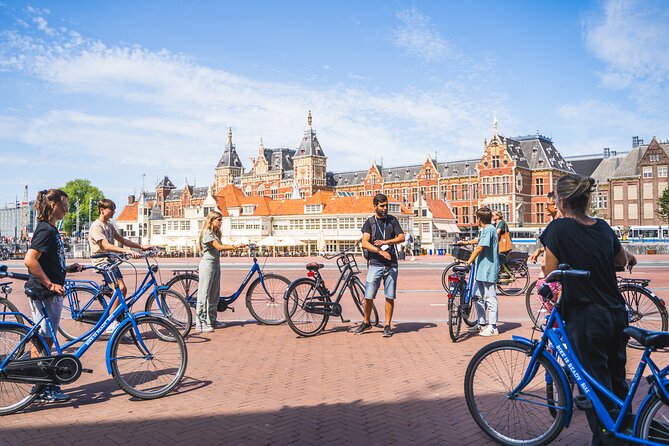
89, 199, 151, 332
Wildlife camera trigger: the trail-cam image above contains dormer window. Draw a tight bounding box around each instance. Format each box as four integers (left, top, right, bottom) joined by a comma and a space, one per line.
305, 204, 323, 214
388, 203, 401, 213
242, 205, 256, 214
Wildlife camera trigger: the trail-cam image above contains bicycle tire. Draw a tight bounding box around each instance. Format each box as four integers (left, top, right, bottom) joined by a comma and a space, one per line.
464, 340, 567, 446
524, 280, 558, 330
144, 289, 193, 339
441, 262, 462, 292
284, 278, 329, 337
349, 276, 379, 326
0, 325, 48, 415
59, 286, 108, 341
497, 260, 530, 296
110, 316, 188, 399
0, 298, 24, 325
636, 392, 669, 444
620, 284, 668, 331
245, 273, 291, 325
448, 281, 464, 342
165, 273, 198, 310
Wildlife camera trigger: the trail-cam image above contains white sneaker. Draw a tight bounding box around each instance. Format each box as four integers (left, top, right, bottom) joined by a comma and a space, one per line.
105, 320, 119, 333
479, 326, 499, 337
197, 324, 214, 333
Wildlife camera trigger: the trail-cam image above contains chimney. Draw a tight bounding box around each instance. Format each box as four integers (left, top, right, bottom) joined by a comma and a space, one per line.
128, 195, 136, 205
603, 147, 610, 158
632, 136, 640, 148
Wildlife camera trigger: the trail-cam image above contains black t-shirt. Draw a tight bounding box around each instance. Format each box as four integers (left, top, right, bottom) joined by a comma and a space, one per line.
361, 214, 403, 267
539, 218, 623, 315
26, 221, 66, 292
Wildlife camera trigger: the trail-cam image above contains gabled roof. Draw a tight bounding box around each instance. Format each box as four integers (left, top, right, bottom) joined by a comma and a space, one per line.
294, 111, 325, 158
509, 135, 574, 172
217, 128, 243, 169
116, 202, 138, 222
590, 156, 623, 181
612, 147, 645, 178
424, 199, 455, 220
157, 176, 175, 189
213, 184, 246, 208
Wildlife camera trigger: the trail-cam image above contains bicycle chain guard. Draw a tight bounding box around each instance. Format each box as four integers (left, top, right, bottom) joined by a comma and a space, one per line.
2, 354, 83, 385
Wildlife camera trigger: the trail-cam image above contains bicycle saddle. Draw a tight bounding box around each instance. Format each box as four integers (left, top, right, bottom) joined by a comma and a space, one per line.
453, 265, 469, 273
306, 262, 325, 271
624, 327, 669, 349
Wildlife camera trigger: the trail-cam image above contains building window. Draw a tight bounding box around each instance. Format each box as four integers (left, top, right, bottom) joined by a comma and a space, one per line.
388, 204, 401, 213
659, 166, 668, 178
535, 203, 545, 224
304, 204, 323, 214
643, 167, 653, 178
535, 178, 544, 196
430, 186, 437, 199
503, 176, 510, 194
425, 168, 432, 180
451, 184, 458, 201
473, 183, 479, 199
492, 155, 500, 168
643, 183, 654, 199
453, 207, 459, 221
650, 153, 661, 162
595, 192, 608, 209
242, 205, 255, 215
462, 184, 469, 200
613, 185, 623, 200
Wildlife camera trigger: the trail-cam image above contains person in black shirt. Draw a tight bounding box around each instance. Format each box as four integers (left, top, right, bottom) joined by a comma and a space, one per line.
355, 194, 405, 337
540, 174, 636, 445
24, 189, 83, 403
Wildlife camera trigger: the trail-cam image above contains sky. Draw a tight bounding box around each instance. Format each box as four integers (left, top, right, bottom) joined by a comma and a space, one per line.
1, 0, 669, 207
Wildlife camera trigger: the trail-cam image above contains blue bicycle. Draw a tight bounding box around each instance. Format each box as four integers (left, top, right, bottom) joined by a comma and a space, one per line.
166, 246, 291, 325
58, 249, 192, 340
446, 246, 479, 342
465, 265, 669, 445
0, 259, 187, 415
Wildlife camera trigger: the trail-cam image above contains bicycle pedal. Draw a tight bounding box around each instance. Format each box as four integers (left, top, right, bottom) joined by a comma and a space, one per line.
573, 395, 593, 411
81, 368, 93, 374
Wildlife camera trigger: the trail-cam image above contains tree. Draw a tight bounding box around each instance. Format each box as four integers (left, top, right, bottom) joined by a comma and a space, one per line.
658, 188, 669, 227
61, 179, 105, 235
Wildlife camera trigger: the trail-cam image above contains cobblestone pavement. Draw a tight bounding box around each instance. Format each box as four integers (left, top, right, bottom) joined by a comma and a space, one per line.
0, 256, 666, 445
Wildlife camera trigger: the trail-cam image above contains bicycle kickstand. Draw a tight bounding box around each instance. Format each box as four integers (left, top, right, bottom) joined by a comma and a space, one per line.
340, 315, 350, 323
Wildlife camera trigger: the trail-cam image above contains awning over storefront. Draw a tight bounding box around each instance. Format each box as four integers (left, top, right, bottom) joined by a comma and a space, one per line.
434, 222, 461, 233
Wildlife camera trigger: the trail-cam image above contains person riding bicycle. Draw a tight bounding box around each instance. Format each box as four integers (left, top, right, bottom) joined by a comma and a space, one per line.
456, 207, 499, 337
23, 189, 84, 403
88, 199, 152, 333
540, 174, 636, 446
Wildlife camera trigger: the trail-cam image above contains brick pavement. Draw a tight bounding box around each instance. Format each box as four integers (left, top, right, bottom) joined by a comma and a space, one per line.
0, 256, 665, 444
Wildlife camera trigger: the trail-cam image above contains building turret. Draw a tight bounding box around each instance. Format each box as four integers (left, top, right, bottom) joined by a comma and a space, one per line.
214, 127, 244, 192
293, 111, 327, 194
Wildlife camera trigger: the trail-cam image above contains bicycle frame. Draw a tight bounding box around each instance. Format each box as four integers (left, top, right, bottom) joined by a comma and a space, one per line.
309, 262, 357, 303
218, 257, 268, 306
0, 285, 153, 376
511, 302, 669, 445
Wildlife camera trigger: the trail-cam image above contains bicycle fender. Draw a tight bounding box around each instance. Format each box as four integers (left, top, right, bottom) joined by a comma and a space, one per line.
0, 321, 52, 355
104, 313, 153, 374
512, 335, 574, 427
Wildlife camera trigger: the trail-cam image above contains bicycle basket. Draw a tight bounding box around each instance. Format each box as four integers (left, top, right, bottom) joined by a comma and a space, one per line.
507, 251, 529, 262
451, 246, 472, 262
337, 253, 360, 273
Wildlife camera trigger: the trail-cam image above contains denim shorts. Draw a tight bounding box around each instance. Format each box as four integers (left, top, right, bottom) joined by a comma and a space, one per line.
101, 266, 123, 285
29, 294, 64, 339
364, 264, 398, 300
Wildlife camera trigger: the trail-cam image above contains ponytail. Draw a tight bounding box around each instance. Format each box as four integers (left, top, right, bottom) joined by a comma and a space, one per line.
35, 189, 68, 222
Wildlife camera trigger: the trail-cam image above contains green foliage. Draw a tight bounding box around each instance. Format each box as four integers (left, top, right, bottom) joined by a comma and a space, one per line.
61, 179, 105, 234
658, 188, 669, 225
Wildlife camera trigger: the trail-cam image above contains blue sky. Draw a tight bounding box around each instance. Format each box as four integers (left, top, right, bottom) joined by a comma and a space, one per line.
1, 0, 669, 207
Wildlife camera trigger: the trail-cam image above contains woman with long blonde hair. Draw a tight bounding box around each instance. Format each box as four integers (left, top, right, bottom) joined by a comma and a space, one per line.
195, 211, 238, 333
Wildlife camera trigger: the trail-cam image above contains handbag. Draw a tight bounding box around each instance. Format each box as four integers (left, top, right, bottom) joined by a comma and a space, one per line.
498, 223, 513, 253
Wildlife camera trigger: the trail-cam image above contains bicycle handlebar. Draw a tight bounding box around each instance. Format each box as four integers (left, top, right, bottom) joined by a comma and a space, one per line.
544, 266, 590, 284
0, 265, 29, 281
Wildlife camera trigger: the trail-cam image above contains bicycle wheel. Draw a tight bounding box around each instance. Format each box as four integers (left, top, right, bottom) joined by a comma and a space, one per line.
166, 273, 198, 310
465, 340, 567, 445
448, 282, 464, 342
621, 284, 668, 332
349, 276, 379, 326
636, 393, 669, 444
0, 325, 48, 415
441, 262, 461, 292
284, 278, 329, 337
497, 260, 530, 296
0, 298, 24, 325
144, 289, 193, 339
59, 286, 108, 341
110, 316, 188, 399
245, 274, 291, 325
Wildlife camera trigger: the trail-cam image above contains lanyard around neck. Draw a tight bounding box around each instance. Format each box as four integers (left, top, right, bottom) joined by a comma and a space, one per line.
375, 218, 386, 239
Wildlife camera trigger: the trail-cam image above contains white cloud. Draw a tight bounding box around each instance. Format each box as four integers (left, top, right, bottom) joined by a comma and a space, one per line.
585, 0, 669, 100
391, 8, 456, 63
0, 13, 506, 204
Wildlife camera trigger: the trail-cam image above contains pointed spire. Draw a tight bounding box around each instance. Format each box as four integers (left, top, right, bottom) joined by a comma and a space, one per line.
308, 110, 312, 129
228, 127, 233, 147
